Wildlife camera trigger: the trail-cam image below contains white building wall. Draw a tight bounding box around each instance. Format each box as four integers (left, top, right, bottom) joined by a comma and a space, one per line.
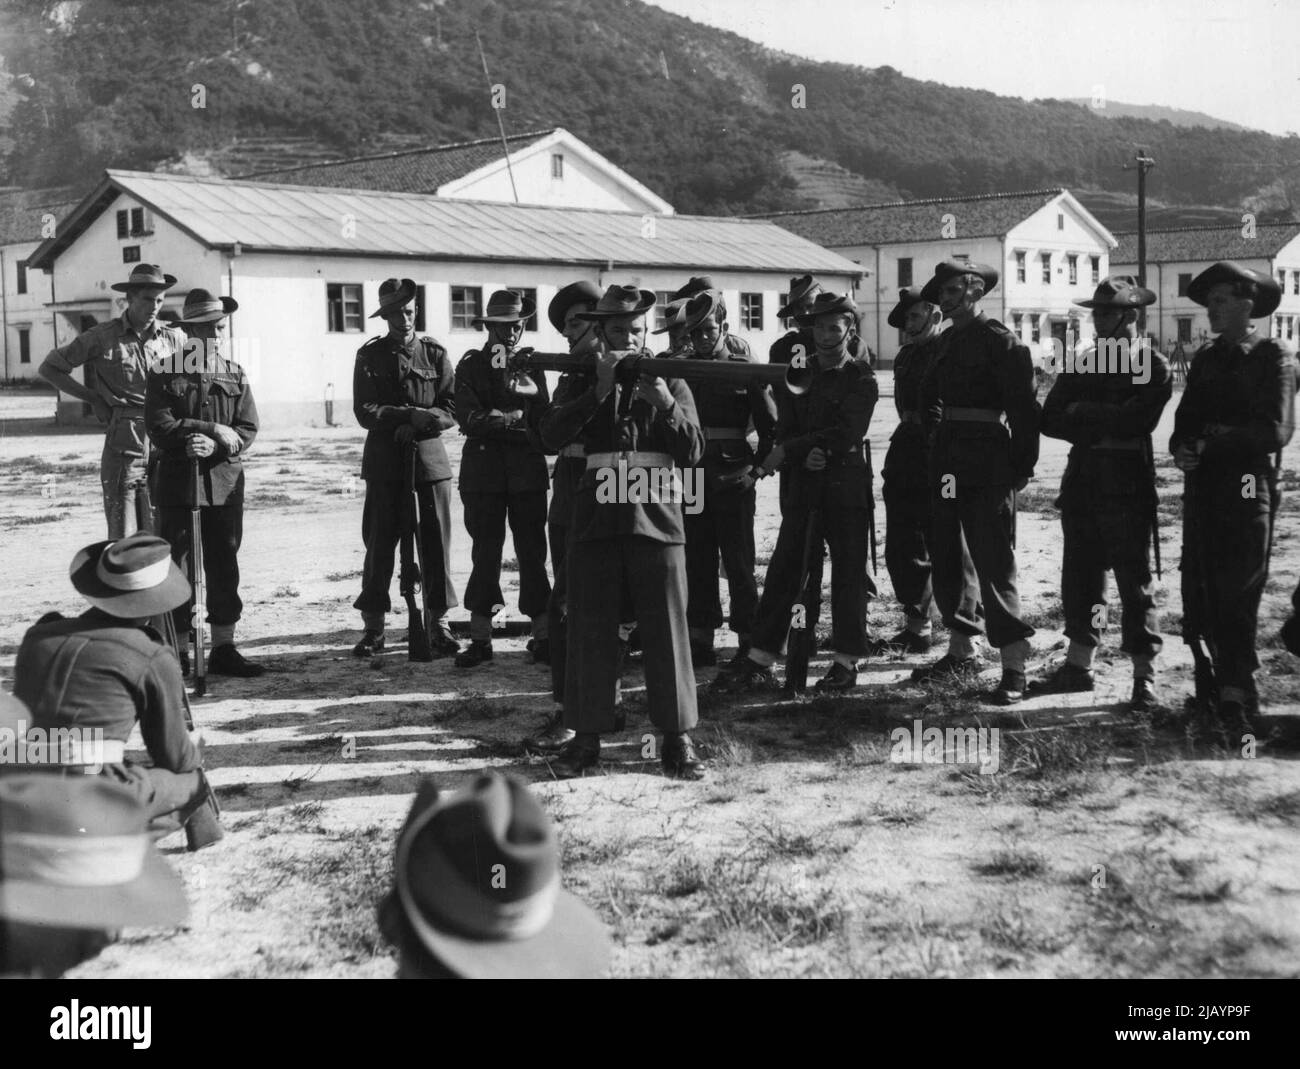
1, 239, 57, 380
440, 146, 661, 214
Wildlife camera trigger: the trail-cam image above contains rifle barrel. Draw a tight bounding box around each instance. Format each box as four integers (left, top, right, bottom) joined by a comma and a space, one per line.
512, 351, 787, 386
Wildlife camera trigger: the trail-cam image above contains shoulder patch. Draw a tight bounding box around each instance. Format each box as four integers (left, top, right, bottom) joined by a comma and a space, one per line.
985, 319, 1012, 335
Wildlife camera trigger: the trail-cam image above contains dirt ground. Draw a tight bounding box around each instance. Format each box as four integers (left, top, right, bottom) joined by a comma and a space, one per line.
2, 380, 1298, 979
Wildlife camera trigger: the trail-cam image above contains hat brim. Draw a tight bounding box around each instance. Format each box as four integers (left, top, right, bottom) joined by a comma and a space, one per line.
576, 291, 657, 321
794, 304, 857, 327
391, 885, 611, 979
777, 283, 821, 321
370, 283, 419, 318
178, 297, 238, 325
548, 283, 603, 333
1187, 269, 1282, 317
69, 542, 191, 618
110, 274, 177, 293
0, 842, 188, 929
887, 296, 927, 329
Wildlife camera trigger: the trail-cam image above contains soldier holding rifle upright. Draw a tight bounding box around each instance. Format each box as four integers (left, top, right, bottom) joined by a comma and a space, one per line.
1030, 277, 1171, 711
146, 288, 263, 677
714, 292, 878, 694
1171, 261, 1295, 729
39, 264, 186, 538
351, 279, 460, 660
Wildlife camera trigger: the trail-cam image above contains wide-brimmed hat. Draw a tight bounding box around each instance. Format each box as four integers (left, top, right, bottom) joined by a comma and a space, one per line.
110, 263, 177, 293
69, 532, 191, 618
177, 288, 238, 325
887, 287, 933, 329
794, 291, 859, 327
547, 281, 602, 333
778, 275, 823, 320
1074, 275, 1156, 310
682, 290, 725, 332
1187, 261, 1282, 318
920, 260, 1000, 304
0, 773, 188, 929
575, 285, 657, 321
670, 276, 714, 302
651, 298, 689, 335
370, 278, 418, 319
381, 773, 610, 978
473, 289, 536, 328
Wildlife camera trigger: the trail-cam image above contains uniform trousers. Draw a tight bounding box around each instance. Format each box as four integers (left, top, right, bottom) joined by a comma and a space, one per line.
354, 479, 456, 618
564, 536, 697, 734
882, 477, 933, 624
931, 483, 1033, 649
460, 489, 550, 620
101, 425, 150, 540
1061, 507, 1160, 658
159, 500, 244, 635
684, 486, 758, 637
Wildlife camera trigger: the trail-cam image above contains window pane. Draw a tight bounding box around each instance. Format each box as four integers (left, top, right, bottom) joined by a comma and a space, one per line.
509, 287, 539, 332
741, 292, 762, 331
18, 327, 31, 364
450, 286, 482, 330
654, 290, 673, 332
897, 257, 912, 288
16, 260, 27, 295
116, 210, 129, 239
122, 245, 141, 263
414, 284, 426, 333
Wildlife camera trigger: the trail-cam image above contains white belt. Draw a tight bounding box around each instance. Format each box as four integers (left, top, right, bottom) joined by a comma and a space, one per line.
585, 450, 674, 470
20, 737, 127, 766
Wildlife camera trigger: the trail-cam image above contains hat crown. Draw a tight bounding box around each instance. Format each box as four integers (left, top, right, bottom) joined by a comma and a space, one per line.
596, 285, 650, 315
97, 532, 172, 580
671, 276, 715, 302
0, 775, 146, 840
484, 290, 526, 316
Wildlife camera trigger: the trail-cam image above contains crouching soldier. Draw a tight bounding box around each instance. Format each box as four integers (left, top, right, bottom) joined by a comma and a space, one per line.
1172, 261, 1295, 729
146, 288, 263, 676
913, 261, 1040, 705
679, 290, 778, 666
1029, 277, 1171, 710
714, 292, 878, 693
11, 532, 223, 846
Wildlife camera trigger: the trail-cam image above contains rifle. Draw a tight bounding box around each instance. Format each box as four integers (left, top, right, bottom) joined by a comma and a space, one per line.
401, 442, 434, 662
1142, 435, 1162, 581
784, 468, 825, 694
136, 481, 193, 730
1182, 449, 1218, 712
191, 458, 207, 698
508, 350, 789, 389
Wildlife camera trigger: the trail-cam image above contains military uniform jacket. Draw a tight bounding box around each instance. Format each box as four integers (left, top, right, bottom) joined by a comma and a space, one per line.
1042, 342, 1172, 511
146, 352, 259, 507
540, 366, 705, 544
13, 609, 200, 775
921, 313, 1040, 488
682, 334, 778, 490
455, 347, 551, 494
1170, 331, 1297, 489
545, 371, 592, 525
354, 333, 457, 483
776, 352, 878, 510
882, 334, 941, 490
769, 328, 870, 366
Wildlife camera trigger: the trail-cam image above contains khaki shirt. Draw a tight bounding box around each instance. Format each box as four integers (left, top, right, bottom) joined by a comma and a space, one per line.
44, 313, 186, 411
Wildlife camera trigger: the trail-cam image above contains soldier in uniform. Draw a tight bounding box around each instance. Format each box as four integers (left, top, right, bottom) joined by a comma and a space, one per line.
653, 298, 693, 357
145, 289, 264, 676
1029, 277, 1172, 710
11, 532, 223, 843
453, 290, 552, 668
38, 263, 186, 538
871, 288, 945, 656
914, 261, 1040, 704
1172, 261, 1295, 727
714, 292, 878, 693
351, 278, 460, 659
537, 285, 706, 778
678, 289, 778, 666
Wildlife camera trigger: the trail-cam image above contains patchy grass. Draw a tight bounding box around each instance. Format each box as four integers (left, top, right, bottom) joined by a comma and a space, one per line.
973, 849, 1047, 879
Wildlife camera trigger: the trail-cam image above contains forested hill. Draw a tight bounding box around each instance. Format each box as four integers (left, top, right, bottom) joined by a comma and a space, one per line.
2, 0, 1297, 220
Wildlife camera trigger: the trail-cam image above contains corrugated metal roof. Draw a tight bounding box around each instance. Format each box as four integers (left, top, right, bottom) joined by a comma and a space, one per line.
1112, 223, 1300, 264
234, 130, 555, 193
753, 189, 1068, 246
31, 171, 864, 276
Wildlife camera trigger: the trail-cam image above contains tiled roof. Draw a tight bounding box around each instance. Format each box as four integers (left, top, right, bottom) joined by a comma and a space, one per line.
0, 186, 80, 245
1112, 223, 1300, 264
751, 189, 1066, 246
28, 171, 864, 278
234, 130, 556, 193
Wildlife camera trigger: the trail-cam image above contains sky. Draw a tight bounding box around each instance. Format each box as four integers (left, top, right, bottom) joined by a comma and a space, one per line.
645, 0, 1300, 137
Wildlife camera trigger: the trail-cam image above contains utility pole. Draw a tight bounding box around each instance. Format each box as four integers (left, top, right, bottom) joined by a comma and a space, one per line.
1124, 148, 1156, 332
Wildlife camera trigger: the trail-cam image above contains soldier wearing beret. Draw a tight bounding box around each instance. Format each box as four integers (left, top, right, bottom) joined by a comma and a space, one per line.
538, 285, 706, 778
351, 279, 460, 659
915, 261, 1040, 704
39, 264, 186, 539
454, 290, 552, 668
715, 292, 878, 693
675, 289, 779, 666
871, 288, 946, 656
145, 288, 263, 676
1172, 261, 1296, 728
1030, 277, 1172, 710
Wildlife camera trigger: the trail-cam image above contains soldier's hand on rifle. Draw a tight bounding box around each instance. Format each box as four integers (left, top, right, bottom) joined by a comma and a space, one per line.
212, 424, 242, 455
635, 374, 674, 412
394, 424, 417, 445
594, 347, 622, 401
762, 444, 785, 472
185, 433, 216, 458
409, 408, 438, 433
804, 446, 828, 471
1173, 442, 1201, 472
